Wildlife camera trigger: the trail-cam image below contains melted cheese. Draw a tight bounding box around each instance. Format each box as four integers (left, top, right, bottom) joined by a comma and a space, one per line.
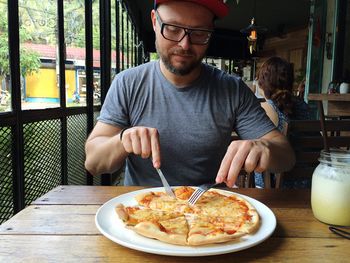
159, 216, 188, 235
126, 207, 181, 226
119, 187, 259, 246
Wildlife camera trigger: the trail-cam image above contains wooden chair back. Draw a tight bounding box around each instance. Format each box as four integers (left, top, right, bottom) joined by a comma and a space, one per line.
276, 119, 350, 188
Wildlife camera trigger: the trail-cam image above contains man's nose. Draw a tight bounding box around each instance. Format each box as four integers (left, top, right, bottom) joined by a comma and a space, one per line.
178, 33, 191, 50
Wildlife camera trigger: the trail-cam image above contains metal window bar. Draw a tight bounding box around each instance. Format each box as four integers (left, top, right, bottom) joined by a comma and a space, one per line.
121, 2, 124, 71
0, 0, 146, 224
57, 0, 68, 186
132, 26, 135, 66
131, 21, 133, 67
126, 15, 129, 68
115, 0, 120, 73
8, 0, 25, 213
85, 0, 94, 185
100, 0, 113, 185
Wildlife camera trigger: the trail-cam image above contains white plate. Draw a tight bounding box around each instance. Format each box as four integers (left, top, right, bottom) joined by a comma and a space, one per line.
95, 187, 276, 257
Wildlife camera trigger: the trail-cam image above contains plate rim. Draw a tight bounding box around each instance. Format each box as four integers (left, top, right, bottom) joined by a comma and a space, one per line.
95, 187, 276, 257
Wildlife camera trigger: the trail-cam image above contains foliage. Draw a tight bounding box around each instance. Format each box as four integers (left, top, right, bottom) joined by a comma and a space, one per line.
15, 0, 121, 50
1, 0, 136, 73
150, 53, 159, 61
0, 2, 41, 78
0, 0, 138, 88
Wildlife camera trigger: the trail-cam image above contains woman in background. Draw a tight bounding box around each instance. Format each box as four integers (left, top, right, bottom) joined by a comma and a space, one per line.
258, 56, 294, 137
255, 56, 310, 188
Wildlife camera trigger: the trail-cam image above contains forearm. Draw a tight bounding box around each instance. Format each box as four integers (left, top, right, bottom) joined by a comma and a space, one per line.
85, 134, 128, 176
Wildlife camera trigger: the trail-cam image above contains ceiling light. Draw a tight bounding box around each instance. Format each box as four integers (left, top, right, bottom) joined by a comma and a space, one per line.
240, 1, 267, 54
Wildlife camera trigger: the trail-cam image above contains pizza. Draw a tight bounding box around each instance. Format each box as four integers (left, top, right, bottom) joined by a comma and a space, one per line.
115, 186, 259, 246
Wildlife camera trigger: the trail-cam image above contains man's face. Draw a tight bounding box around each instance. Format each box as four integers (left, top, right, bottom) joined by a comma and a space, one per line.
152, 1, 214, 76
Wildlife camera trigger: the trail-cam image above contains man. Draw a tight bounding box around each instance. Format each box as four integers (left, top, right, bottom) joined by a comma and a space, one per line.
85, 0, 295, 187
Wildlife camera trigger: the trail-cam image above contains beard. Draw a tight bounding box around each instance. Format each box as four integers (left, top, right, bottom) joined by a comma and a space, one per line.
156, 41, 206, 76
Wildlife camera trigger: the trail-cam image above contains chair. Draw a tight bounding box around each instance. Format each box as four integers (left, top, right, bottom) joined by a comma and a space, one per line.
275, 119, 350, 188
231, 116, 350, 189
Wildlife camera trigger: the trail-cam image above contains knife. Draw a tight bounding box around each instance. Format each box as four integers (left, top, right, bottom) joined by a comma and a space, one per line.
155, 168, 176, 198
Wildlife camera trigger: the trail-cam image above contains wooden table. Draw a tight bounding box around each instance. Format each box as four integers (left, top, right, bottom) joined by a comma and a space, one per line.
308, 93, 350, 117
0, 186, 348, 262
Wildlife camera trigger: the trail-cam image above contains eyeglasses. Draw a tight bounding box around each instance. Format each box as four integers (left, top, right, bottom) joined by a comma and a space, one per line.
155, 11, 213, 45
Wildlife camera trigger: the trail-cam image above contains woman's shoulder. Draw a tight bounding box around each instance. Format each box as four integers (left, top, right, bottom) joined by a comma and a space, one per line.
261, 101, 279, 126
262, 99, 289, 132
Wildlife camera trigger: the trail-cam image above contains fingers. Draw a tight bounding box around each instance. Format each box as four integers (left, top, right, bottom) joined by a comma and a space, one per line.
140, 128, 152, 158
120, 127, 161, 167
130, 131, 142, 155
244, 148, 261, 173
218, 141, 251, 187
216, 140, 270, 187
150, 129, 161, 168
252, 147, 270, 173
121, 130, 133, 153
216, 143, 239, 185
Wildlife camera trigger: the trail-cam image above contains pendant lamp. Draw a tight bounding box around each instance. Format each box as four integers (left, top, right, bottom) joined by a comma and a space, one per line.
240, 1, 267, 54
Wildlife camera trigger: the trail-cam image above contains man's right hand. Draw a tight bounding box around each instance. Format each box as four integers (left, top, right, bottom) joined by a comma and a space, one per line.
85, 122, 161, 175
120, 126, 161, 168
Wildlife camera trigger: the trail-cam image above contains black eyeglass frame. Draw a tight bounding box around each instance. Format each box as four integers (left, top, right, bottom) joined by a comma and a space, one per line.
155, 11, 214, 45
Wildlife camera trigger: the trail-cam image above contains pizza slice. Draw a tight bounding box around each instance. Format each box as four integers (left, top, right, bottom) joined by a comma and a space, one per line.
115, 203, 181, 225
187, 214, 250, 246
115, 203, 189, 245
192, 189, 259, 221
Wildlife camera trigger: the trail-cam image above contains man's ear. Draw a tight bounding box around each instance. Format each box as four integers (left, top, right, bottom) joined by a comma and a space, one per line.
151, 10, 157, 32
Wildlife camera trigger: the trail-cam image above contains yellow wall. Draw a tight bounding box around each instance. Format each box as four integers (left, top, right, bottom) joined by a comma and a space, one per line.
65, 70, 76, 99
25, 68, 76, 99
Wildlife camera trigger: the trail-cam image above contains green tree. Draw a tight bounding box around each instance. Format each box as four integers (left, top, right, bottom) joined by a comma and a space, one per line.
0, 2, 41, 84
16, 0, 98, 48
0, 0, 137, 87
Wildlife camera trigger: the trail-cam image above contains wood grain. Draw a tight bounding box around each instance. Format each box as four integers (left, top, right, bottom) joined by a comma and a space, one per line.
0, 206, 336, 238
308, 93, 350, 102
0, 205, 100, 235
32, 186, 312, 208
0, 235, 347, 263
0, 186, 348, 262
327, 101, 350, 117
308, 93, 350, 117
32, 185, 144, 205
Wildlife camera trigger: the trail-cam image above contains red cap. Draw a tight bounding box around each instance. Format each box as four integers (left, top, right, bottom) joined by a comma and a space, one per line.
154, 0, 229, 18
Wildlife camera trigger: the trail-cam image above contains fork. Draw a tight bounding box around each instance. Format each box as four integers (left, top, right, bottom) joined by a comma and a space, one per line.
329, 226, 350, 240
188, 182, 226, 205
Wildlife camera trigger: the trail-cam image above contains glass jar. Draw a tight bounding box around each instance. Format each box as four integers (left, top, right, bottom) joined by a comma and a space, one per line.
311, 149, 350, 226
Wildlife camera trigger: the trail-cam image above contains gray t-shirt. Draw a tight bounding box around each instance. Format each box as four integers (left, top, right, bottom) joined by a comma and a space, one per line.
98, 61, 275, 186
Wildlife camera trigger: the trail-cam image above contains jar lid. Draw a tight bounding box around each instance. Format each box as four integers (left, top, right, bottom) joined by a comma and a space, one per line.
319, 148, 350, 166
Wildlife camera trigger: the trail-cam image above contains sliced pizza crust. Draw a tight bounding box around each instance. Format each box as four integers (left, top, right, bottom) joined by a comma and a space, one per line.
133, 216, 188, 245
115, 203, 182, 226
115, 203, 188, 245
186, 214, 246, 246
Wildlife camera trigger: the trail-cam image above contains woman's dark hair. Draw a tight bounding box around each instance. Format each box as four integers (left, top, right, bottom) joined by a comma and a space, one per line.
257, 56, 294, 115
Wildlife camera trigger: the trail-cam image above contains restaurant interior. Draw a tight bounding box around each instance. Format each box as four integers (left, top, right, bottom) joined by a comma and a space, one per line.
0, 0, 350, 241
0, 0, 350, 261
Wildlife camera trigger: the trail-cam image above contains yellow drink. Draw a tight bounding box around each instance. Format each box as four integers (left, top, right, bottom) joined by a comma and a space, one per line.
311, 150, 350, 226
